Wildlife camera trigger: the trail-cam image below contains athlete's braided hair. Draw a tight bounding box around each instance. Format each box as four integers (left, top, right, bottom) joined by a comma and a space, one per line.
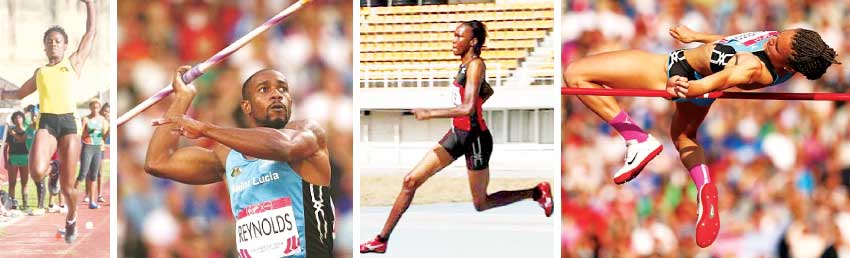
789, 29, 840, 80
461, 20, 487, 56
43, 26, 68, 43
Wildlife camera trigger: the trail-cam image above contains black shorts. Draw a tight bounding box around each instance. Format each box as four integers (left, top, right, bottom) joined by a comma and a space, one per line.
667, 49, 716, 107
438, 128, 493, 170
39, 113, 77, 138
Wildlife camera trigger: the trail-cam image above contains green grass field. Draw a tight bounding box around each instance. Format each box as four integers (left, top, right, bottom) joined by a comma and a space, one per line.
1, 160, 110, 210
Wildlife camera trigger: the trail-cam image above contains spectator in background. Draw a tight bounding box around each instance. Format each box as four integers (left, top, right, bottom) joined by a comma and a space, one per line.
23, 105, 48, 215
46, 152, 64, 214
96, 102, 109, 203
77, 99, 107, 209
5, 111, 29, 212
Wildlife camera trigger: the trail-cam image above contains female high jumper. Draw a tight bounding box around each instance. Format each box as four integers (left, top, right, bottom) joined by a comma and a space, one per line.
564, 26, 839, 247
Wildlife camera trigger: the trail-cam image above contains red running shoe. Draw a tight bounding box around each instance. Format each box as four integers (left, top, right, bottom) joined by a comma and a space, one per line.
695, 182, 719, 248
536, 182, 554, 217
360, 235, 388, 254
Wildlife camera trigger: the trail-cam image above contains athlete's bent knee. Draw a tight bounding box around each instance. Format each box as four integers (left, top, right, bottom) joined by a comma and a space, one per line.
563, 63, 585, 88
402, 175, 422, 192
28, 163, 49, 182
671, 130, 697, 149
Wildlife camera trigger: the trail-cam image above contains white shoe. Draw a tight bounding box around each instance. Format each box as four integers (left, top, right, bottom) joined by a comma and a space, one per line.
29, 208, 45, 216
613, 135, 663, 184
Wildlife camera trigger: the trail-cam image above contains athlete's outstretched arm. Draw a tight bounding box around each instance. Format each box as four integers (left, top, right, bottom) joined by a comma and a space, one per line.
69, 0, 96, 74
414, 59, 483, 120
670, 53, 771, 97
669, 25, 724, 44
0, 70, 38, 100
154, 116, 321, 164
144, 66, 224, 185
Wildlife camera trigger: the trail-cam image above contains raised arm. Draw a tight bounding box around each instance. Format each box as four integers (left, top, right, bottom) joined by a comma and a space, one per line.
669, 25, 725, 44
143, 66, 225, 185
668, 53, 773, 97
0, 69, 38, 100
69, 0, 96, 75
414, 59, 484, 120
155, 116, 321, 164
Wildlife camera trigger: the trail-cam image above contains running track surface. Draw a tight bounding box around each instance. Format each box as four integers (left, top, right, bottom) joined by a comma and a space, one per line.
360, 202, 553, 258
0, 179, 110, 258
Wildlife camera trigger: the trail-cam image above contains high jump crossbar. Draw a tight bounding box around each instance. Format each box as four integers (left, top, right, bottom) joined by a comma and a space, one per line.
561, 88, 850, 101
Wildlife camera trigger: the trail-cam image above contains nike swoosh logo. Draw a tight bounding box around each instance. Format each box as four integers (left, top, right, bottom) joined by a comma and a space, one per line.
626, 154, 637, 165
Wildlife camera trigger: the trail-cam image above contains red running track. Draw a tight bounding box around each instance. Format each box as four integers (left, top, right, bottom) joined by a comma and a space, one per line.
0, 179, 110, 258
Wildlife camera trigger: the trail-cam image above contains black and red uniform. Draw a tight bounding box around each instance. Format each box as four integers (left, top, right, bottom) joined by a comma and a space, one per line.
438, 60, 493, 170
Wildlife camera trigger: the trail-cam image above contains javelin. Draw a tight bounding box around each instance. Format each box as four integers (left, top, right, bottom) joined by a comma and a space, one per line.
562, 88, 850, 101
117, 0, 311, 126
360, 108, 414, 112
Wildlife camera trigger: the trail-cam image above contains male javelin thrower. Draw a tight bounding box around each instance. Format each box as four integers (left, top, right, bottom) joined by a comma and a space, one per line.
145, 66, 334, 258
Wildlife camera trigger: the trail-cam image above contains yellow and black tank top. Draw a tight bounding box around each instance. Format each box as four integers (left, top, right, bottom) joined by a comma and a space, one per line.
35, 57, 76, 114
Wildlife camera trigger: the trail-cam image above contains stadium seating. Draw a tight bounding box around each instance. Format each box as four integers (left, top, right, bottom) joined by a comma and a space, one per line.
360, 3, 554, 83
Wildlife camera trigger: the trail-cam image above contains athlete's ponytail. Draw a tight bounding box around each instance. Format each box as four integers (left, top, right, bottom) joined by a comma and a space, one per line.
480, 81, 494, 102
